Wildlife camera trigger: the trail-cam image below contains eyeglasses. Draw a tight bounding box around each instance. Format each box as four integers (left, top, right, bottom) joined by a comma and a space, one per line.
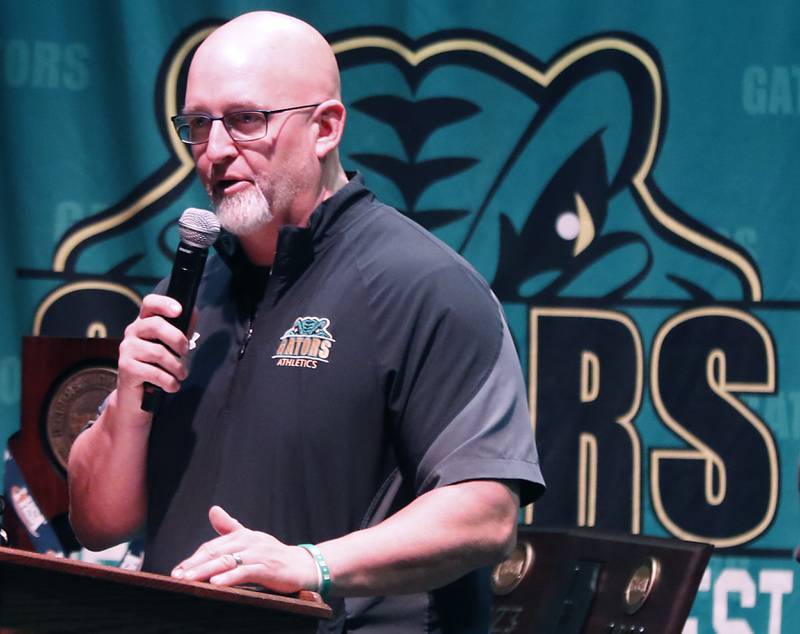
171, 103, 321, 145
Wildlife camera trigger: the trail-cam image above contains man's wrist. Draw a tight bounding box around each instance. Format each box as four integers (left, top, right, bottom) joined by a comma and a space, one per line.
298, 543, 331, 598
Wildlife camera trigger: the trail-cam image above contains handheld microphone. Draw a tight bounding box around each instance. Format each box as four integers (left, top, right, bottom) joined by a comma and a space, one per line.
141, 208, 221, 412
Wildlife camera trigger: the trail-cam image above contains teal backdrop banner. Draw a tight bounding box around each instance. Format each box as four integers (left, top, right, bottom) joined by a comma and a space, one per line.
2, 1, 799, 631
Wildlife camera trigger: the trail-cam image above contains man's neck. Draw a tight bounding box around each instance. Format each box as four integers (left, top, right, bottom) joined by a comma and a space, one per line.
237, 223, 280, 267
238, 166, 349, 266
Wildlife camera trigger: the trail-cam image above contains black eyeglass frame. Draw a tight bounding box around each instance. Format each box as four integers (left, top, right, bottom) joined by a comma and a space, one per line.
171, 102, 322, 145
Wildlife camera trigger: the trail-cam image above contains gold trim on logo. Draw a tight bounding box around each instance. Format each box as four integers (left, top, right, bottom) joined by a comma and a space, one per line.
331, 35, 762, 301
51, 26, 216, 272
649, 307, 778, 547
32, 280, 142, 336
529, 308, 644, 533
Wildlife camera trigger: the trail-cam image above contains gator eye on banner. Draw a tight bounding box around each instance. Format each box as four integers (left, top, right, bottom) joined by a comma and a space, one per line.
2, 2, 799, 631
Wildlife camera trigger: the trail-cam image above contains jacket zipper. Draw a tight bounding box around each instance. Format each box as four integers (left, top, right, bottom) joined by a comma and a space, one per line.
239, 315, 255, 359
237, 267, 270, 360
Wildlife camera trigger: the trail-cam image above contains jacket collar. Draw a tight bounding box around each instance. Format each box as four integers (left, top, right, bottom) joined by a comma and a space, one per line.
213, 173, 371, 300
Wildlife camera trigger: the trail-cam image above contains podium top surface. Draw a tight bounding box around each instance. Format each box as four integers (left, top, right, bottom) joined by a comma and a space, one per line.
0, 545, 332, 620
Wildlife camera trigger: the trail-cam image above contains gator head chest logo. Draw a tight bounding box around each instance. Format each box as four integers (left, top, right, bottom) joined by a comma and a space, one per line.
273, 316, 335, 369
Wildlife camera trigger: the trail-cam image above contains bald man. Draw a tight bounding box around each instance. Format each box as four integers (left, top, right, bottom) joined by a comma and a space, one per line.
68, 11, 544, 633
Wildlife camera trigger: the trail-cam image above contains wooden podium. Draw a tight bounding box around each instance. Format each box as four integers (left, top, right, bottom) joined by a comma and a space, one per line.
0, 546, 331, 632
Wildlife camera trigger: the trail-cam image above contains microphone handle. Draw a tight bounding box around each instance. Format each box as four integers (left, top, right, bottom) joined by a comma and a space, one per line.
141, 242, 209, 413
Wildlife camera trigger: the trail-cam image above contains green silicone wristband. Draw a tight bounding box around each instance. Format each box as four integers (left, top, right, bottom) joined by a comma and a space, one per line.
299, 543, 331, 598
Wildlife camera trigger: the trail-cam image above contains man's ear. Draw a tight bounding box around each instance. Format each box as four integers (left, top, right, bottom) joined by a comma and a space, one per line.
314, 99, 346, 159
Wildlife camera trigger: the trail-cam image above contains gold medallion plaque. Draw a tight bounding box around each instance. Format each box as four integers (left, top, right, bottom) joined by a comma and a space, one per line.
45, 366, 117, 470
490, 541, 535, 596
624, 557, 661, 614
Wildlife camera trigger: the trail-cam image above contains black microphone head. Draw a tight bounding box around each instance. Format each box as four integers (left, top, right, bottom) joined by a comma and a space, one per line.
178, 208, 221, 249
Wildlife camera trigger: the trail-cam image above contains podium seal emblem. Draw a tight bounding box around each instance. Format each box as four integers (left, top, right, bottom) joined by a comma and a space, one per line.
46, 366, 117, 470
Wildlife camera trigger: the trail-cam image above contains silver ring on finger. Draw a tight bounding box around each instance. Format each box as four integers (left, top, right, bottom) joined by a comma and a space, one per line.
232, 552, 244, 567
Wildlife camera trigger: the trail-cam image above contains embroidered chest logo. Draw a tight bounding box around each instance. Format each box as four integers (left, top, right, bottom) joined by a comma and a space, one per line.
272, 316, 335, 369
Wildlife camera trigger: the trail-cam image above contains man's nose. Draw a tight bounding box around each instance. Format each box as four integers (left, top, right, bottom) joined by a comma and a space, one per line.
204, 119, 237, 162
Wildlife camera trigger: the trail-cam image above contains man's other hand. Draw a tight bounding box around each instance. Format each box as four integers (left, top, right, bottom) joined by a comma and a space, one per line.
171, 506, 319, 594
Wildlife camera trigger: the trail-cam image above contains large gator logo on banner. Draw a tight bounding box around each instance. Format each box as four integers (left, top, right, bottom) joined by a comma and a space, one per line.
21, 24, 782, 552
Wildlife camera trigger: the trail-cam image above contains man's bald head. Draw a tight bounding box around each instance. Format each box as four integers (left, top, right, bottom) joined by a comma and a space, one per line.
182, 11, 348, 256
189, 11, 341, 105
